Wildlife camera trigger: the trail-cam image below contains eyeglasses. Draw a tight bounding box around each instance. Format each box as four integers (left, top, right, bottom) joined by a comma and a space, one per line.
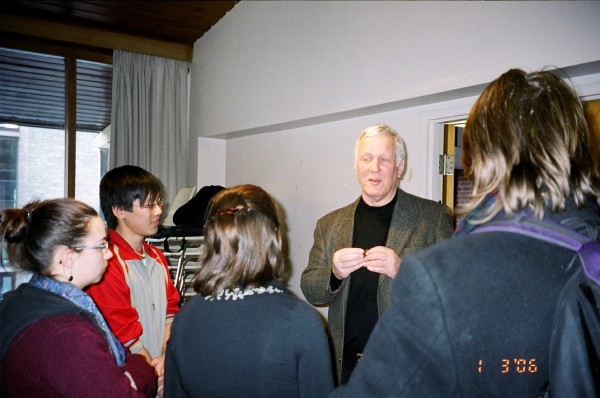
72, 242, 109, 252
134, 199, 164, 210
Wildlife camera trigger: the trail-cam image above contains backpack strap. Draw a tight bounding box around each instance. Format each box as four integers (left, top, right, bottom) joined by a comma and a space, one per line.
579, 241, 600, 286
472, 215, 600, 285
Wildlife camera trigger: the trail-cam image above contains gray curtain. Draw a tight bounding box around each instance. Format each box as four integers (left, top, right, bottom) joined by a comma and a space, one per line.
110, 50, 189, 205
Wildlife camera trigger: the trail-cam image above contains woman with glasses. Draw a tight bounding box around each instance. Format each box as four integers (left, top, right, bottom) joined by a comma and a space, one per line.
164, 184, 334, 397
0, 198, 156, 397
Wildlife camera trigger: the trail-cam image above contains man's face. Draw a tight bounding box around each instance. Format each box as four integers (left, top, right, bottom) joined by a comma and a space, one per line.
114, 195, 163, 240
355, 134, 404, 207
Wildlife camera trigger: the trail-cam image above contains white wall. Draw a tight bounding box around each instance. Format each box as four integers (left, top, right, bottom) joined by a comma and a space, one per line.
189, 1, 600, 308
192, 1, 600, 138
223, 96, 480, 302
197, 137, 226, 187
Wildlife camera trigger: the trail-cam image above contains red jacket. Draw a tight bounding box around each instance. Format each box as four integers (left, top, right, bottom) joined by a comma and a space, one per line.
86, 229, 180, 352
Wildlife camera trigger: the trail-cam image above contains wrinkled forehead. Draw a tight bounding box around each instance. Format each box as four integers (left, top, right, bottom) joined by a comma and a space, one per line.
356, 134, 397, 157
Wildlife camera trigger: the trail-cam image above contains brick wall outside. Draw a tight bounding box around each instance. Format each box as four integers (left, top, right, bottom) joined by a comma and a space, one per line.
454, 169, 473, 226
454, 169, 473, 207
17, 126, 103, 211
1, 126, 104, 293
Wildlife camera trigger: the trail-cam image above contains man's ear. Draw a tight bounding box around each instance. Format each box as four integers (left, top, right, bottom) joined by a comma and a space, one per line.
112, 205, 127, 220
397, 159, 406, 179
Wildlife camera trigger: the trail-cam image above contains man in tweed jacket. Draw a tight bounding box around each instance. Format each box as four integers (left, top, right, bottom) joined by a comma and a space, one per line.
301, 124, 453, 384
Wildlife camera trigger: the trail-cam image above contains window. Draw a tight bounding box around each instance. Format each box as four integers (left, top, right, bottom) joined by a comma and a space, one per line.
0, 47, 112, 210
0, 47, 112, 286
0, 131, 18, 211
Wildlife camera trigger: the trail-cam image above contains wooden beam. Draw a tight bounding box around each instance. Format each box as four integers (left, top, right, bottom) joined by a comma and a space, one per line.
0, 14, 193, 61
0, 33, 113, 64
65, 57, 76, 198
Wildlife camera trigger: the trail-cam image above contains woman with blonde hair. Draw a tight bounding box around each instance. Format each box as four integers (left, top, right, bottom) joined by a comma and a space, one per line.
165, 184, 334, 397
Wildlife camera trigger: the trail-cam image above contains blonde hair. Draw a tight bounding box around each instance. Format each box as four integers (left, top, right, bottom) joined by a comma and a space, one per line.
459, 68, 600, 222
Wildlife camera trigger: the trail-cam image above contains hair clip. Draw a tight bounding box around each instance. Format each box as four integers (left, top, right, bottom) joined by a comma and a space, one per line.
25, 208, 31, 221
214, 205, 247, 217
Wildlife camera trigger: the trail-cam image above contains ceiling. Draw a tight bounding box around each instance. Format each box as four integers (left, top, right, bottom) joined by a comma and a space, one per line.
0, 1, 237, 132
0, 1, 238, 61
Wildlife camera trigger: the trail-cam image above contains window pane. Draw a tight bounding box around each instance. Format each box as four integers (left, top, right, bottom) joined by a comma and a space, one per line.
75, 59, 112, 211
0, 48, 66, 207
0, 49, 112, 211
0, 48, 112, 291
0, 134, 18, 211
0, 48, 66, 130
18, 126, 66, 203
75, 130, 104, 210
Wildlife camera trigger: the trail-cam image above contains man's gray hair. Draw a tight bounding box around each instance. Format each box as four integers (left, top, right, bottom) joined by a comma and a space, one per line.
354, 124, 406, 166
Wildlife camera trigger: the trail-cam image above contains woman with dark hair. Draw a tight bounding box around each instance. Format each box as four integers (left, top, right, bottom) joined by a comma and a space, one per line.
165, 184, 334, 397
0, 198, 156, 397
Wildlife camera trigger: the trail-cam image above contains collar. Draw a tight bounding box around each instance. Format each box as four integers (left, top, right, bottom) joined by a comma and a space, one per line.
108, 229, 155, 261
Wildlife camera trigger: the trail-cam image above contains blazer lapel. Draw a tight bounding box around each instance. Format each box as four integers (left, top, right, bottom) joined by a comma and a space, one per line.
330, 198, 360, 251
385, 189, 417, 257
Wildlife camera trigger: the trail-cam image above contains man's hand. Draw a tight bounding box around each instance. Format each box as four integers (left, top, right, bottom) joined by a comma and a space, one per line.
151, 355, 165, 397
364, 246, 402, 278
332, 248, 365, 279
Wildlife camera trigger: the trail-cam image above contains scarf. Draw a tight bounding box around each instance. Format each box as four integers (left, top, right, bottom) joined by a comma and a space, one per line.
454, 191, 498, 237
28, 274, 125, 367
454, 191, 600, 239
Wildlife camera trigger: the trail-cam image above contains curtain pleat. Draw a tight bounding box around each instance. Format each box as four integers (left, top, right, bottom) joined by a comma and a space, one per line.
110, 51, 189, 206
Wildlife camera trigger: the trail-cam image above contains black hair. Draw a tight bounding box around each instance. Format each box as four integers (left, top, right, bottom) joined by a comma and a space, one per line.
100, 165, 164, 229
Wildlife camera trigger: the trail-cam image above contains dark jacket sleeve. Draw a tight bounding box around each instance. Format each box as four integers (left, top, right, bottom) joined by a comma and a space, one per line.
330, 255, 458, 397
301, 216, 347, 306
122, 352, 158, 397
164, 341, 186, 398
547, 268, 600, 398
294, 302, 336, 397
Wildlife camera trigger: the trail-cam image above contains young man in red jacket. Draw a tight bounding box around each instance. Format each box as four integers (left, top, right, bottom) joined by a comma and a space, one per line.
87, 165, 180, 397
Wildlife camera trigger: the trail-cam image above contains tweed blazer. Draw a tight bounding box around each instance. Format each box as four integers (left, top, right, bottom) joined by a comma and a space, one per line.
301, 188, 453, 381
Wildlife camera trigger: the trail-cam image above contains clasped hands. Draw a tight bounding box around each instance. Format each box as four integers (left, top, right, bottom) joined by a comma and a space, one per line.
138, 344, 166, 396
152, 355, 165, 397
332, 246, 401, 280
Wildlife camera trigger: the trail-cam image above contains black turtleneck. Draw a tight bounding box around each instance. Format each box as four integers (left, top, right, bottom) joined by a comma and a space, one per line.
339, 192, 397, 383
